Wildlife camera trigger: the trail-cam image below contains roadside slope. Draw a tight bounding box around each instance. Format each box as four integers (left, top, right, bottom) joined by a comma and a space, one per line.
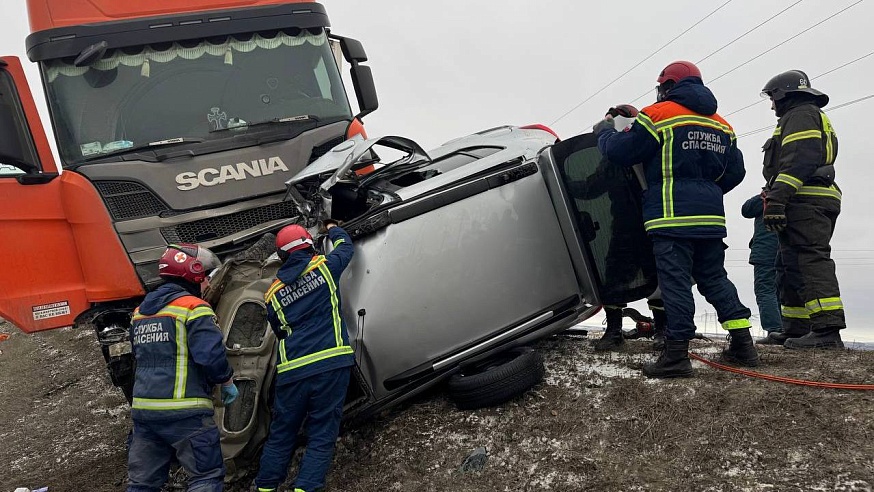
1, 322, 872, 491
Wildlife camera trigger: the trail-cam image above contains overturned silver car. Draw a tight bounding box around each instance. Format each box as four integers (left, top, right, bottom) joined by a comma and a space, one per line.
206, 125, 657, 472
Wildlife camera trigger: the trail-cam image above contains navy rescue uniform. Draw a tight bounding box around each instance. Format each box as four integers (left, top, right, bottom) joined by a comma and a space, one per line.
763, 100, 844, 335
597, 76, 752, 340
128, 282, 233, 492
255, 226, 355, 492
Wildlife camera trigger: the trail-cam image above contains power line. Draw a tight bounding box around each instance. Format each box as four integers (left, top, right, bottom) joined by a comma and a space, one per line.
549, 0, 733, 126
708, 0, 863, 84
696, 0, 804, 65
629, 86, 654, 107
724, 50, 874, 117
724, 99, 768, 117
827, 93, 874, 112
735, 124, 778, 139
814, 50, 874, 80
629, 0, 815, 106
630, 0, 812, 104
737, 92, 874, 138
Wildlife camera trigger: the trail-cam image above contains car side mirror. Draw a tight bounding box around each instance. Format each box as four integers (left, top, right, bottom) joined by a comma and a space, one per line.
351, 64, 378, 119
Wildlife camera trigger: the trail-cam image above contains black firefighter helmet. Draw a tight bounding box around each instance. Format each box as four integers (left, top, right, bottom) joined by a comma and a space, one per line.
761, 70, 829, 108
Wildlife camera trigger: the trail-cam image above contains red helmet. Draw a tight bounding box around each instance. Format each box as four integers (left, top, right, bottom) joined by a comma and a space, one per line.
657, 61, 702, 84
158, 243, 221, 284
276, 224, 314, 256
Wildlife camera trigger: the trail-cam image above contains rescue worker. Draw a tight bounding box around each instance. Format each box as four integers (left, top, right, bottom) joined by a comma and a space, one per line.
581, 110, 688, 353
569, 104, 666, 352
741, 192, 783, 342
759, 70, 845, 348
127, 243, 238, 491
596, 299, 667, 351
593, 60, 759, 377
254, 220, 355, 492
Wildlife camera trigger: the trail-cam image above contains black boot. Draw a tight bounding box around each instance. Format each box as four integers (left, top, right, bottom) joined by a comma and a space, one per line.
780, 318, 811, 345
756, 331, 789, 345
594, 307, 625, 352
642, 340, 693, 378
784, 330, 844, 349
722, 328, 760, 367
652, 309, 666, 351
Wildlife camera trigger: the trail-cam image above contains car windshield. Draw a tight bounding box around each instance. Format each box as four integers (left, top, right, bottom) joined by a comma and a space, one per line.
42, 28, 352, 167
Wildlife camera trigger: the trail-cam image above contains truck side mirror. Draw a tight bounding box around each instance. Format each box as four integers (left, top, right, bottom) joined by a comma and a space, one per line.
332, 35, 378, 119
339, 37, 368, 63
351, 64, 378, 119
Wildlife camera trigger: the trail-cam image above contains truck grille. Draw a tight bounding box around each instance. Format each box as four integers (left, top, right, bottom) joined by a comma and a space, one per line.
161, 201, 298, 244
94, 181, 169, 220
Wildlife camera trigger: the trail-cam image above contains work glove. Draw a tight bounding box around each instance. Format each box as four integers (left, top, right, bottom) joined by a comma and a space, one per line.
318, 218, 340, 234
607, 104, 638, 118
763, 201, 787, 232
221, 380, 239, 405
592, 116, 615, 135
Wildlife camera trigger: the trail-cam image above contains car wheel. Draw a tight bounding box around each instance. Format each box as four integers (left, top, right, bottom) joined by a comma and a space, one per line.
447, 347, 545, 410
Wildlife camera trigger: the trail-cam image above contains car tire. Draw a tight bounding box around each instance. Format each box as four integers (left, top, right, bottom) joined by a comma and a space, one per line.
447, 347, 545, 410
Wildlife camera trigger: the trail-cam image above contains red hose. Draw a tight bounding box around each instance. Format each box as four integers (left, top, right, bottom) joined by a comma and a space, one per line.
689, 352, 874, 390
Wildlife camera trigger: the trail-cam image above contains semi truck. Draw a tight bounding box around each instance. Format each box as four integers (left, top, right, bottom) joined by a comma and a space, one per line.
0, 0, 378, 401
0, 1, 658, 480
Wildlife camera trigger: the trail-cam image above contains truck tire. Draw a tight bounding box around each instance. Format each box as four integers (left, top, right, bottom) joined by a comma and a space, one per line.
447, 347, 545, 410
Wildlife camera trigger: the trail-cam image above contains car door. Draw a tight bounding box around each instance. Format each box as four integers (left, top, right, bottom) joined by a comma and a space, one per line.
539, 132, 658, 307
0, 56, 143, 333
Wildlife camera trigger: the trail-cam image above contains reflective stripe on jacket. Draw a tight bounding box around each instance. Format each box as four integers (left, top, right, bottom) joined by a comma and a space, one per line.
265, 226, 355, 385
130, 282, 233, 421
763, 102, 839, 204
598, 78, 745, 239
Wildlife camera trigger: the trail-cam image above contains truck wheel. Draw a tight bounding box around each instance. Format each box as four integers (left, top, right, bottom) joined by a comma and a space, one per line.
447, 347, 545, 410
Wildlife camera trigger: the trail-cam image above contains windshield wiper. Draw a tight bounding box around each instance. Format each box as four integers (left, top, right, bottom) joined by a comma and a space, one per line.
82, 137, 204, 162
210, 114, 320, 133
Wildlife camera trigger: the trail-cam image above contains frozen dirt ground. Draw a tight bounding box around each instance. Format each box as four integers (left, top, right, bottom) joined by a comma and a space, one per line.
1, 321, 873, 491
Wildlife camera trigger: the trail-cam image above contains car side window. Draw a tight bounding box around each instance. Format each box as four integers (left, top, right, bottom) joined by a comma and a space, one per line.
553, 134, 657, 305
0, 68, 40, 176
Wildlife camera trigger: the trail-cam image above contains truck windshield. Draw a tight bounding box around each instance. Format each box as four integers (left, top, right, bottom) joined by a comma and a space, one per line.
42, 28, 351, 167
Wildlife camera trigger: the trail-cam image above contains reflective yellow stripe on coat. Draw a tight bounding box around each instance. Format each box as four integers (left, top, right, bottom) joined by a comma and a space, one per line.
270, 258, 353, 374
637, 111, 732, 231
132, 397, 213, 411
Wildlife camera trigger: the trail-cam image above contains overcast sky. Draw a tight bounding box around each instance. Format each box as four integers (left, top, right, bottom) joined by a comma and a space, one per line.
1, 0, 872, 340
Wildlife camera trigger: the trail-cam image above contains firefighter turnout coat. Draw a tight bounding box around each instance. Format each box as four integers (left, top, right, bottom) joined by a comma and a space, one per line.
597, 77, 746, 238
265, 226, 355, 386
130, 283, 233, 421
763, 101, 839, 204
763, 99, 844, 331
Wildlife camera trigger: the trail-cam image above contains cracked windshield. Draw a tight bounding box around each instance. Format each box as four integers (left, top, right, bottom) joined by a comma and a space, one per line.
43, 28, 351, 166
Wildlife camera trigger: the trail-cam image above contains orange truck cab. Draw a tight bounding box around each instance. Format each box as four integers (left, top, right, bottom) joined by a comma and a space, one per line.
0, 0, 377, 398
